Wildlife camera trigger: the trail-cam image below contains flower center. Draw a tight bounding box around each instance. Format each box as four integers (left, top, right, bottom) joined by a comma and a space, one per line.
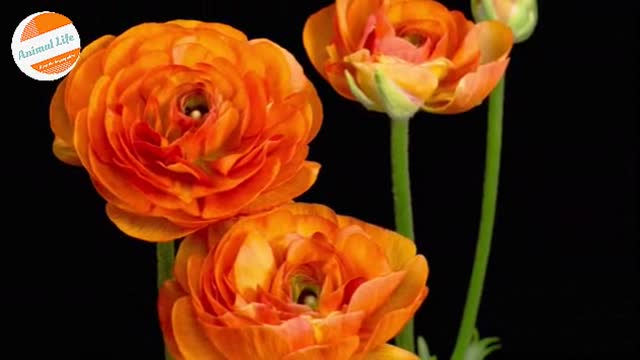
291, 275, 320, 310
297, 288, 319, 309
404, 32, 427, 47
182, 92, 210, 119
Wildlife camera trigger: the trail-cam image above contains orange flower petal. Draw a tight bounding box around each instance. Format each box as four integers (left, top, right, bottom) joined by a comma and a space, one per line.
71, 108, 92, 168
103, 37, 144, 75
201, 156, 281, 218
171, 42, 217, 67
347, 271, 405, 315
386, 0, 458, 57
241, 161, 321, 214
312, 311, 365, 344
283, 336, 360, 360
384, 59, 449, 101
242, 71, 268, 138
346, 0, 384, 48
108, 23, 169, 49
278, 202, 339, 223
362, 286, 428, 351
326, 61, 357, 100
280, 316, 317, 351
105, 203, 198, 242
158, 281, 186, 358
335, 0, 354, 50
269, 146, 310, 189
264, 98, 312, 147
178, 102, 243, 162
85, 75, 112, 162
167, 19, 204, 29
449, 10, 475, 50
233, 232, 277, 300
187, 255, 208, 315
337, 215, 417, 271
63, 34, 114, 103
172, 297, 225, 359
376, 255, 428, 314
52, 137, 81, 166
286, 235, 336, 271
361, 255, 428, 332
386, 0, 452, 22
361, 344, 421, 360
168, 20, 249, 42
204, 320, 303, 358
64, 47, 109, 122
203, 23, 249, 41
74, 103, 157, 218
336, 226, 391, 278
475, 21, 514, 64
265, 39, 308, 94
425, 58, 509, 114
49, 78, 73, 145
303, 83, 324, 143
174, 231, 209, 290
303, 5, 336, 79
448, 20, 512, 82
205, 220, 235, 249
250, 39, 306, 100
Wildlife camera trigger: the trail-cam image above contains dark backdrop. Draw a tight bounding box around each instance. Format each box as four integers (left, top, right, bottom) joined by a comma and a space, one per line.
6, 1, 638, 359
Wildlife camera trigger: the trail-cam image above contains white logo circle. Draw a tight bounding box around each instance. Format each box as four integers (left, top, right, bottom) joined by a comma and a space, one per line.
11, 11, 81, 81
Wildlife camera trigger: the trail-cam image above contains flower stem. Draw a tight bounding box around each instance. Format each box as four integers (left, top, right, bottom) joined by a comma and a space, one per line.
156, 242, 175, 289
156, 242, 175, 360
390, 116, 416, 353
450, 77, 505, 360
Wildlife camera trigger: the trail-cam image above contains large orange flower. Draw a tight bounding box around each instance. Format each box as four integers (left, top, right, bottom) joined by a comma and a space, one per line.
303, 0, 514, 115
50, 21, 322, 242
158, 203, 428, 359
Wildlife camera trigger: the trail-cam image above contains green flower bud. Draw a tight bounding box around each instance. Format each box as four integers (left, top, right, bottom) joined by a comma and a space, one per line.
471, 0, 538, 43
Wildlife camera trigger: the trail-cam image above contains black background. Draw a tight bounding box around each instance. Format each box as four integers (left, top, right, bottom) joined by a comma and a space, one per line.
6, 1, 638, 359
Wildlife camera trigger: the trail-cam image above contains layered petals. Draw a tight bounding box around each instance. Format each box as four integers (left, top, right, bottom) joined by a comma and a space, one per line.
158, 203, 429, 359
303, 0, 514, 115
50, 21, 323, 242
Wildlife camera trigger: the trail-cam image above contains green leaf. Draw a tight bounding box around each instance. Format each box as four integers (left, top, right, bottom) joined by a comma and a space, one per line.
417, 336, 438, 360
463, 329, 502, 360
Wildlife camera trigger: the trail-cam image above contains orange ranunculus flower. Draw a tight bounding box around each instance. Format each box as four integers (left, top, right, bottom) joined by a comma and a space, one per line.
303, 0, 514, 115
158, 203, 428, 359
50, 20, 322, 242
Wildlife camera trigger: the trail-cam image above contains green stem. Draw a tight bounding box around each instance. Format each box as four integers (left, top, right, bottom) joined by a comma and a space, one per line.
157, 242, 175, 360
450, 77, 505, 360
390, 117, 416, 353
156, 242, 175, 289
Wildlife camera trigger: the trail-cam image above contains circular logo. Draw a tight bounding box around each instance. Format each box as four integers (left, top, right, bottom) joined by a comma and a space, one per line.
11, 11, 81, 81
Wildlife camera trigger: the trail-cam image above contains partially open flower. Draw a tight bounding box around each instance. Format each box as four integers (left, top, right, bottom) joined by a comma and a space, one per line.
471, 0, 538, 43
303, 0, 514, 116
158, 203, 429, 359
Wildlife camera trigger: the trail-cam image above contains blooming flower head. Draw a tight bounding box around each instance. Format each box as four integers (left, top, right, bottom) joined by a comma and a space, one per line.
50, 20, 322, 241
303, 0, 514, 117
159, 203, 429, 359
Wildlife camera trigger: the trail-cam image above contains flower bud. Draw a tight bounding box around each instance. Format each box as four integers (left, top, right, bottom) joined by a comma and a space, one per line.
471, 0, 538, 43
